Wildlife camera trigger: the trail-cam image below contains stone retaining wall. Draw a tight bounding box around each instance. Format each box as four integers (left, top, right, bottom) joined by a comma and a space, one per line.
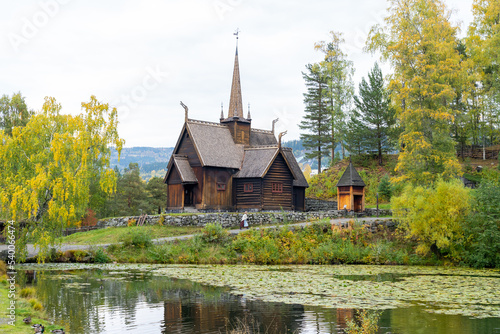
305, 198, 338, 212
97, 209, 392, 229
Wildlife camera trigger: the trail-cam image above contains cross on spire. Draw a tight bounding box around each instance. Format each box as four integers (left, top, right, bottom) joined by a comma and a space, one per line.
234, 28, 240, 48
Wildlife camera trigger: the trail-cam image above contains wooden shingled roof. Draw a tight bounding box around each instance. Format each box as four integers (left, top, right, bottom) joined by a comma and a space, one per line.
186, 120, 244, 169
234, 147, 278, 178
172, 155, 198, 183
336, 161, 366, 187
281, 147, 308, 188
249, 129, 277, 146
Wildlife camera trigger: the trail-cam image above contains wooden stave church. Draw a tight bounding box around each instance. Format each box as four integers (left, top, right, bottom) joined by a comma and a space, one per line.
164, 45, 308, 211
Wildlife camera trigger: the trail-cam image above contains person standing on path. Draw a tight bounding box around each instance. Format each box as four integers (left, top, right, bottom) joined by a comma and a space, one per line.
242, 212, 249, 229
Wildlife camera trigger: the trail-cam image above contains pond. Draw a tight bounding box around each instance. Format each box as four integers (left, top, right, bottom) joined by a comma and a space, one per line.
16, 264, 500, 333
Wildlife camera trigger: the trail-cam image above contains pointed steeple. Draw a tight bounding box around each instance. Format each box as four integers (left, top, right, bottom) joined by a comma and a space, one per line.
228, 46, 243, 118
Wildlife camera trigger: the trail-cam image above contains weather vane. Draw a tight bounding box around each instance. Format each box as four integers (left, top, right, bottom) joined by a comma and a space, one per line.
234, 28, 240, 46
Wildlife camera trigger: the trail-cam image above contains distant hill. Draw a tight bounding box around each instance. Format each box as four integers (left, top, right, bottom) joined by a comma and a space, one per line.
283, 139, 343, 171
109, 140, 340, 181
110, 147, 173, 180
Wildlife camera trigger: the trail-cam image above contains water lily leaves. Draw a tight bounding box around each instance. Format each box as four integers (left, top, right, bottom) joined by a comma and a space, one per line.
17, 263, 500, 319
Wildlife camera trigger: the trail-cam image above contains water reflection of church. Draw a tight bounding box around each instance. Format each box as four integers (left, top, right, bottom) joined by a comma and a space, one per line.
162, 292, 361, 333
162, 294, 305, 333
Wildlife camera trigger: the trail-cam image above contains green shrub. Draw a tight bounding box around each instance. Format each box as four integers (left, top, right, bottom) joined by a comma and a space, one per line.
481, 166, 500, 185
28, 298, 43, 310
20, 287, 36, 298
392, 179, 471, 256
201, 223, 229, 244
462, 182, 500, 268
158, 215, 165, 226
377, 174, 392, 201
120, 229, 153, 248
0, 260, 6, 276
93, 248, 111, 263
73, 250, 88, 261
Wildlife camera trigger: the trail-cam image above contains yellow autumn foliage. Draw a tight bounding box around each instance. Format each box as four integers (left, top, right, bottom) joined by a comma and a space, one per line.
391, 179, 471, 256
366, 0, 464, 185
0, 96, 124, 262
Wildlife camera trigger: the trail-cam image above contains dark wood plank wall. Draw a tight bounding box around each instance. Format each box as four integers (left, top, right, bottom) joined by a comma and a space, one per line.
171, 131, 204, 207
202, 167, 234, 209
224, 121, 250, 145
234, 178, 262, 209
177, 131, 201, 167
236, 122, 250, 145
262, 153, 293, 210
192, 166, 203, 206
167, 184, 183, 208
167, 166, 181, 185
293, 187, 306, 212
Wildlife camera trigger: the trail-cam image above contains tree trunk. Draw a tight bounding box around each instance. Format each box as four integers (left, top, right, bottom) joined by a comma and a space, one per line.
378, 124, 382, 166
317, 145, 322, 174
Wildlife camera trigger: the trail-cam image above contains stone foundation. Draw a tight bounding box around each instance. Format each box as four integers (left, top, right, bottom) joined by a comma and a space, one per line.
305, 198, 338, 211
97, 209, 392, 229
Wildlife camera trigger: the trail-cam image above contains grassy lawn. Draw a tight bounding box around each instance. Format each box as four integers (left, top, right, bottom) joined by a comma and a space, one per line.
0, 265, 67, 333
57, 225, 203, 245
365, 203, 391, 210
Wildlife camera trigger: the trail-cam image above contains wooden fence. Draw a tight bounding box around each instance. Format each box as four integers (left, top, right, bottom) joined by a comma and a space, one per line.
457, 145, 500, 160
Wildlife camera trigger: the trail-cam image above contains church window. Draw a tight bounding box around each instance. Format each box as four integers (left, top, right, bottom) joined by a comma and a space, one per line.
244, 183, 253, 192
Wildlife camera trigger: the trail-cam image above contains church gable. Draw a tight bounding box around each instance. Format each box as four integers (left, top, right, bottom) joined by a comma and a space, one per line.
262, 152, 294, 210
176, 129, 201, 167
166, 163, 182, 185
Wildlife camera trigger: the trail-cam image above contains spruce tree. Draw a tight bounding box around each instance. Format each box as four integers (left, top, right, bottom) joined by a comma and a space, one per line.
315, 32, 355, 161
378, 174, 392, 201
352, 63, 395, 165
110, 163, 152, 216
344, 109, 369, 156
299, 63, 331, 174
146, 176, 168, 214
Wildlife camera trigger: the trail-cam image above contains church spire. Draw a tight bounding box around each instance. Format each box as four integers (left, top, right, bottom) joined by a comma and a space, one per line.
228, 29, 243, 118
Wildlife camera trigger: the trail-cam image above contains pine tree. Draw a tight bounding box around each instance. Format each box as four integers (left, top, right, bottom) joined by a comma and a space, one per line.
299, 63, 331, 174
111, 163, 152, 216
344, 110, 369, 156
146, 176, 168, 214
315, 32, 355, 161
352, 63, 396, 165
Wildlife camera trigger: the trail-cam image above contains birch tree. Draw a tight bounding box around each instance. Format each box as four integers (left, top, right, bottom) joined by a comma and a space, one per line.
0, 96, 124, 261
366, 0, 464, 184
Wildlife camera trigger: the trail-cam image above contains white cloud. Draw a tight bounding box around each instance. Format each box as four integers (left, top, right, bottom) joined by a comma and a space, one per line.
0, 0, 474, 147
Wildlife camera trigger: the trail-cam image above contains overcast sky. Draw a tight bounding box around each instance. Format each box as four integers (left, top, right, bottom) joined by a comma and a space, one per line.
1, 0, 474, 147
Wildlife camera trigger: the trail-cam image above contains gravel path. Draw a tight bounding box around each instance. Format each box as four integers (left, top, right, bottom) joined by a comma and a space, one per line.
0, 217, 392, 259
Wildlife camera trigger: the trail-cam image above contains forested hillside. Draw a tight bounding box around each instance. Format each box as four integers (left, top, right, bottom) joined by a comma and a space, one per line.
110, 147, 173, 180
